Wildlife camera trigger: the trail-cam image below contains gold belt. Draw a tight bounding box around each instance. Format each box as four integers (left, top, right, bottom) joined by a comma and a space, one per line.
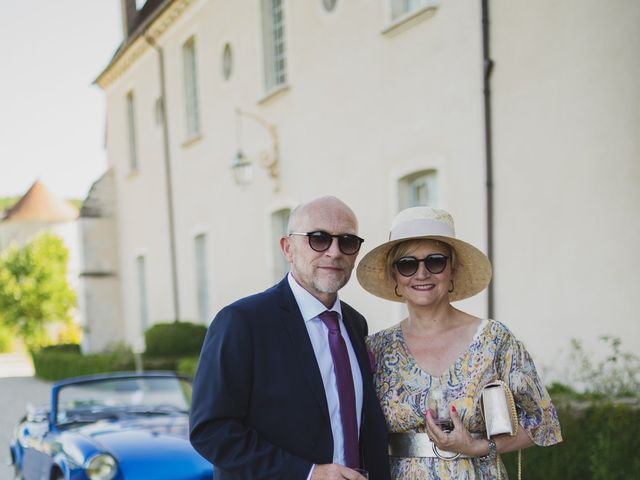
388, 432, 482, 460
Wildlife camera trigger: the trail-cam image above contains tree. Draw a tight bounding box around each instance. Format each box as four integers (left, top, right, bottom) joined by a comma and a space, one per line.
0, 233, 76, 350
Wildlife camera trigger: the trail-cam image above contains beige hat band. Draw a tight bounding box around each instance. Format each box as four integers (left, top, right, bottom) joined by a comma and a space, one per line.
390, 218, 455, 241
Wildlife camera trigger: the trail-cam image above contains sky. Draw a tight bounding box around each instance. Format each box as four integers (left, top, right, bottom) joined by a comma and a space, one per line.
0, 1, 122, 200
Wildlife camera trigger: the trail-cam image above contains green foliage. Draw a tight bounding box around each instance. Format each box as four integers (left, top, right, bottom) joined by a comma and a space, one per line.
0, 195, 21, 213
0, 233, 76, 350
502, 398, 640, 479
177, 356, 199, 377
66, 198, 83, 209
567, 336, 640, 398
144, 321, 206, 357
32, 345, 135, 381
141, 354, 180, 371
0, 324, 14, 352
31, 320, 207, 381
501, 337, 640, 478
40, 343, 81, 354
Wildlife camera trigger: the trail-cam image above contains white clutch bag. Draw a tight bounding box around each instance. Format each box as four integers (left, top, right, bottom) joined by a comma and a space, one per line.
481, 380, 518, 438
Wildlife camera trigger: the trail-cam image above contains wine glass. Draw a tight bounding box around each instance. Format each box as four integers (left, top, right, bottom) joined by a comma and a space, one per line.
427, 383, 454, 433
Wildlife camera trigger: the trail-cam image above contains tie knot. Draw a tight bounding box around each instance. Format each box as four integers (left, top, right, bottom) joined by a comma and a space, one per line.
319, 310, 340, 332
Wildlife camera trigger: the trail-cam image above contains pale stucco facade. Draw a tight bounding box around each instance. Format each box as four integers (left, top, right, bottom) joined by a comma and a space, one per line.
78, 170, 125, 352
93, 0, 639, 381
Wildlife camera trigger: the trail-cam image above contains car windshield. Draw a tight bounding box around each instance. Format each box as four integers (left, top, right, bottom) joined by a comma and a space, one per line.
56, 376, 191, 426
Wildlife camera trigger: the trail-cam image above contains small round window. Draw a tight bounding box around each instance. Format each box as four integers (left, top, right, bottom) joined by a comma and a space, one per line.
322, 0, 337, 12
222, 43, 233, 80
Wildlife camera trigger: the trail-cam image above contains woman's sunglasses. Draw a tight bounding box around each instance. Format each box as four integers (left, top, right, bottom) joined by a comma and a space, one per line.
288, 231, 364, 255
394, 254, 449, 277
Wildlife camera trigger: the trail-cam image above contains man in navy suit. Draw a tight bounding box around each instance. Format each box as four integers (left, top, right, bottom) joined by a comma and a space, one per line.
190, 196, 390, 480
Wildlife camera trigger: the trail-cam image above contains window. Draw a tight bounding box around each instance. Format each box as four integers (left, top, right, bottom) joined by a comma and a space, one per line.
399, 170, 438, 209
322, 0, 337, 12
194, 234, 210, 324
136, 255, 149, 332
261, 0, 287, 91
125, 91, 138, 172
154, 97, 164, 126
222, 43, 233, 81
271, 208, 290, 281
390, 0, 433, 21
182, 37, 201, 138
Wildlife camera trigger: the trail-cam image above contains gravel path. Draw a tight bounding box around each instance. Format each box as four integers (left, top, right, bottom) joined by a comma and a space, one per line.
0, 354, 52, 480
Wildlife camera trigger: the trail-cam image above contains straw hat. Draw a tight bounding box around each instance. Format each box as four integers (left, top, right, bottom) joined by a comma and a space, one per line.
356, 206, 492, 302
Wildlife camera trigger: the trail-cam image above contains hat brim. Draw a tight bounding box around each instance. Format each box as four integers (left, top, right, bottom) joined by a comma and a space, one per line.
356, 235, 492, 302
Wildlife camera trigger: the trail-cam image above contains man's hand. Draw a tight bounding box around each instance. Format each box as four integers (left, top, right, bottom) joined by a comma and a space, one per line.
311, 464, 367, 479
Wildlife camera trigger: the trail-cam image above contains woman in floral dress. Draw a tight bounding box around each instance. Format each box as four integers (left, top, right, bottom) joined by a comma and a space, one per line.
357, 207, 562, 479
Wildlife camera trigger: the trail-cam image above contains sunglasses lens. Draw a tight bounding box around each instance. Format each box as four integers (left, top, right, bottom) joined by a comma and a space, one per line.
338, 235, 362, 255
395, 254, 448, 276
395, 258, 419, 277
307, 232, 332, 252
425, 254, 448, 274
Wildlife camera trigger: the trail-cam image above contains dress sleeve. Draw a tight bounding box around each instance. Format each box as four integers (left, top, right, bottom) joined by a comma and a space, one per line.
497, 331, 563, 446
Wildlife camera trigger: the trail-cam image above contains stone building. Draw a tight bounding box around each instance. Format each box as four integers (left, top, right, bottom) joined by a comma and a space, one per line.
89, 0, 640, 378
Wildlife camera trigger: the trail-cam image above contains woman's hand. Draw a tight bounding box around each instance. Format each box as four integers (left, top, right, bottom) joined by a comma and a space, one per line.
425, 406, 489, 457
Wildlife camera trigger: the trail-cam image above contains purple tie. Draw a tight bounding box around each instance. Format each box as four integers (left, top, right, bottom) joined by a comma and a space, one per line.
318, 310, 359, 469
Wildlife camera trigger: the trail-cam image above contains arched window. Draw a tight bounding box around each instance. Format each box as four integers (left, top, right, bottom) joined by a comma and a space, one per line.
390, 0, 434, 21
399, 169, 438, 209
182, 36, 201, 138
261, 0, 287, 91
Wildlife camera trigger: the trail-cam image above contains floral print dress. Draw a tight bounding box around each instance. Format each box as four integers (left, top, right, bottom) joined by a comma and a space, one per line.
366, 319, 562, 480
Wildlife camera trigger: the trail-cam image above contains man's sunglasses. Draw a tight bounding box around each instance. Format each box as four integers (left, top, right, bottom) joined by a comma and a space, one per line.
288, 231, 364, 255
394, 254, 449, 277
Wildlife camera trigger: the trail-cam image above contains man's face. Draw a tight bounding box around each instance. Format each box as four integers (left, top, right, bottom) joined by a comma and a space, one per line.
282, 201, 359, 305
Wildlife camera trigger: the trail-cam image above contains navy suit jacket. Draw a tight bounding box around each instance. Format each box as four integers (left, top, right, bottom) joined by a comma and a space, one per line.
190, 278, 391, 480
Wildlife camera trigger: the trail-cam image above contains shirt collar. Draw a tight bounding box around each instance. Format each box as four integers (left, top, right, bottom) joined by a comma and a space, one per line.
287, 272, 342, 323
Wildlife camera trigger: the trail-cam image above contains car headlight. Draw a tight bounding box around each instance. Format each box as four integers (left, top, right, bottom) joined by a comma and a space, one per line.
85, 453, 117, 480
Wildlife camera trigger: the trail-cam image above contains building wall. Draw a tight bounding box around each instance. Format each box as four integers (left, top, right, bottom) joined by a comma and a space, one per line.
491, 0, 640, 377
103, 0, 491, 350
105, 43, 175, 351
99, 0, 639, 378
78, 171, 124, 352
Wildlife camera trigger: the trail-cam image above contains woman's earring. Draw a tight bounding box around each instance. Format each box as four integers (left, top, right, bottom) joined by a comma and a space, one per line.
394, 284, 403, 297
448, 280, 455, 293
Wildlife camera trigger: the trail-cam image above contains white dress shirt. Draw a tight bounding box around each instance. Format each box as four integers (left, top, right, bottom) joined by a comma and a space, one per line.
287, 273, 363, 471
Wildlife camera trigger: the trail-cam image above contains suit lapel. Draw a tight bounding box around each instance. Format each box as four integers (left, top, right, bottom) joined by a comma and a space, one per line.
341, 307, 370, 385
277, 280, 330, 422
341, 306, 374, 458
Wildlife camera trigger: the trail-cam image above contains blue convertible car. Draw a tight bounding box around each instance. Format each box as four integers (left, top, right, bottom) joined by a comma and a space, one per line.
9, 371, 213, 480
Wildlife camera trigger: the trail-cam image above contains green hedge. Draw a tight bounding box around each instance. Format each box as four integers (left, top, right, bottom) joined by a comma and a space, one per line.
177, 356, 199, 377
40, 343, 81, 354
502, 397, 640, 479
32, 348, 200, 381
144, 321, 207, 357
32, 349, 135, 381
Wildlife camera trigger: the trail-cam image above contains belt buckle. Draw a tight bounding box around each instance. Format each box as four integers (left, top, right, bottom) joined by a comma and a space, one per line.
432, 444, 460, 460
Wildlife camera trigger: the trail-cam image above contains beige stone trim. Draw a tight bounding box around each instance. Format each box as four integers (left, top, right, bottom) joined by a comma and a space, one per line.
95, 0, 197, 89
